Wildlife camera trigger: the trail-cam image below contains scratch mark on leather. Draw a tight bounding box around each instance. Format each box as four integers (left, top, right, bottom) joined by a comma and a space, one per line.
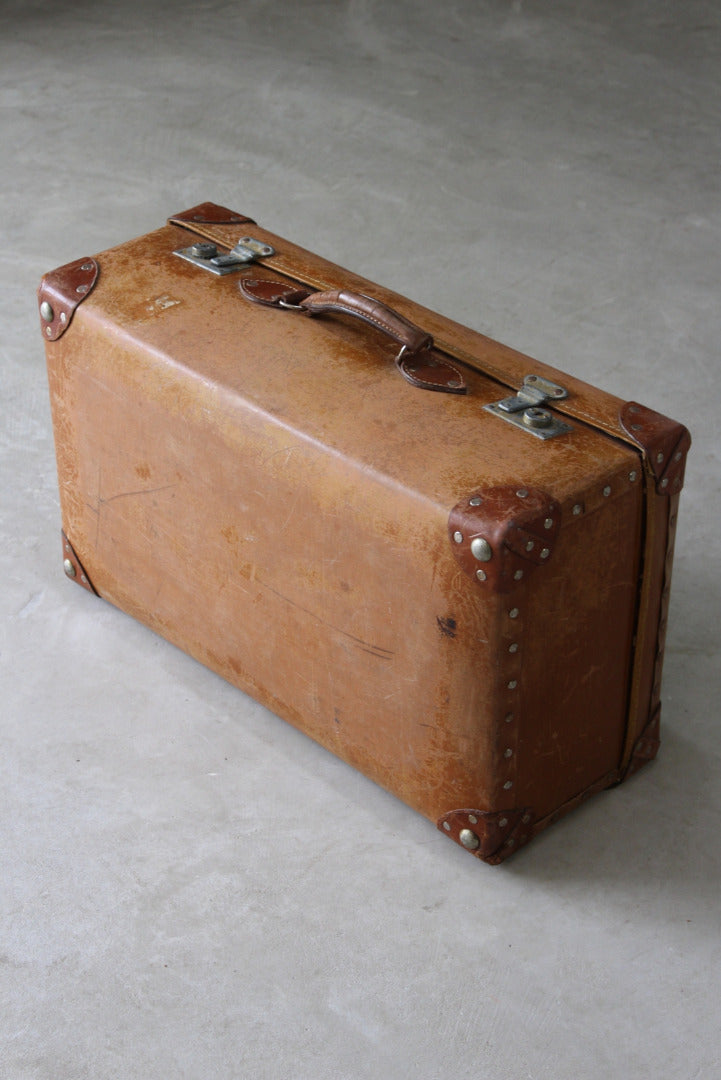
101, 483, 178, 504
436, 615, 457, 638
261, 581, 394, 659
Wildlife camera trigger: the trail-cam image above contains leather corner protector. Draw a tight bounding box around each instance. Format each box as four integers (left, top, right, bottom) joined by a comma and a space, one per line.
620, 402, 691, 496
438, 807, 534, 863
38, 257, 99, 341
623, 705, 661, 780
449, 486, 561, 592
61, 532, 98, 595
169, 202, 256, 227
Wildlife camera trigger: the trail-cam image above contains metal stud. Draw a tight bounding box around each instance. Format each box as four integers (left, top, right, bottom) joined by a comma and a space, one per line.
540, 547, 550, 560
656, 452, 664, 464
544, 517, 553, 530
45, 326, 52, 337
453, 530, 463, 544
674, 451, 683, 463
459, 828, 480, 851
81, 261, 94, 272
629, 471, 637, 482
40, 300, 54, 322
509, 608, 519, 619
443, 821, 451, 832
504, 748, 513, 758
508, 643, 519, 653
603, 486, 611, 497
504, 712, 514, 723
468, 814, 478, 825
476, 569, 487, 582
470, 537, 492, 562
513, 569, 523, 581
499, 817, 508, 828
469, 496, 482, 506
63, 558, 76, 578
503, 780, 513, 790
661, 477, 669, 489
572, 504, 583, 515
525, 540, 534, 552
522, 814, 531, 824
516, 488, 528, 499
507, 680, 517, 690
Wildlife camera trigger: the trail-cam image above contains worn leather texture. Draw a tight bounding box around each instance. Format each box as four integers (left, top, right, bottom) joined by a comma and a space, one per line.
42, 205, 690, 863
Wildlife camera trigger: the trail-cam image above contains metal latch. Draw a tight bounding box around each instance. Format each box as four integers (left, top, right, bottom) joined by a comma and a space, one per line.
484, 374, 573, 440
174, 237, 275, 275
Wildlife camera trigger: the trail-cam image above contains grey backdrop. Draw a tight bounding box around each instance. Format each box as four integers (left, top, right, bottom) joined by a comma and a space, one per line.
2, 2, 719, 1078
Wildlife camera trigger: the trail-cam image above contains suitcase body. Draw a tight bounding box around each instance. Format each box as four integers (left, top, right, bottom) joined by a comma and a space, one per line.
40, 203, 690, 863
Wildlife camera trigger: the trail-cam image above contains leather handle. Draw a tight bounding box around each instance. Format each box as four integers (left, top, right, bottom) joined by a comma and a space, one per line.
239, 276, 466, 393
299, 289, 433, 356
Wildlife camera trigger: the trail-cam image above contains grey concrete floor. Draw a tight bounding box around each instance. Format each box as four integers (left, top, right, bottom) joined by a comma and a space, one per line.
2, 2, 719, 1078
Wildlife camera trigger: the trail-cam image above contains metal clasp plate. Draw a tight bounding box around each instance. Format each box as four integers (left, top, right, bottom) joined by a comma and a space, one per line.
485, 374, 573, 440
174, 236, 275, 275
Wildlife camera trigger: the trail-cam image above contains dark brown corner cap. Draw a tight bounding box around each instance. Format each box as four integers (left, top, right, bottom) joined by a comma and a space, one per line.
38, 257, 99, 341
437, 807, 534, 864
449, 485, 561, 593
620, 401, 691, 496
61, 531, 98, 595
168, 202, 256, 227
623, 704, 661, 781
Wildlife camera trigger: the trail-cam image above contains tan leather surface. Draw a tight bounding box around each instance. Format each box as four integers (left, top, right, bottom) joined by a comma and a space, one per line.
43, 210, 689, 852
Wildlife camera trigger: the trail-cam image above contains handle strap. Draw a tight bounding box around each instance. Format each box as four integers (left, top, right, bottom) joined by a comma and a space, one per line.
239, 277, 466, 394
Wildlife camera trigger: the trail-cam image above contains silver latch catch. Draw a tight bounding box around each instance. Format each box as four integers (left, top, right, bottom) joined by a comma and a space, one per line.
485, 375, 573, 440
174, 236, 275, 275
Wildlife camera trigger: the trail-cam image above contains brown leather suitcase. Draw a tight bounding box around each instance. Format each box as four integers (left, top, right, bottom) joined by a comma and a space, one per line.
40, 203, 690, 864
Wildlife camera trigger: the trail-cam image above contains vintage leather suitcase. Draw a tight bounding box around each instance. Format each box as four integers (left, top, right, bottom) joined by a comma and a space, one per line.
40, 202, 690, 863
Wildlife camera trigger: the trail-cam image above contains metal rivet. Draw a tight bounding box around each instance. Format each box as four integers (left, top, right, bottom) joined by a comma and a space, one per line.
516, 488, 528, 499
81, 261, 94, 271
540, 547, 550, 560
503, 780, 513, 790
469, 496, 482, 506
656, 452, 664, 464
572, 504, 583, 515
470, 537, 492, 562
603, 486, 611, 497
59, 311, 67, 324
544, 517, 553, 530
522, 814, 531, 824
63, 558, 76, 578
674, 451, 683, 463
509, 608, 519, 619
505, 712, 514, 723
443, 821, 451, 832
476, 569, 487, 582
447, 379, 463, 389
508, 679, 517, 690
453, 531, 463, 544
661, 477, 669, 489
504, 748, 513, 758
459, 828, 480, 851
80, 575, 88, 584
76, 283, 89, 295
508, 643, 519, 653
467, 814, 478, 825
45, 326, 52, 337
499, 817, 508, 828
629, 470, 637, 482
40, 300, 54, 322
505, 837, 515, 848
513, 569, 523, 581
525, 540, 534, 552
